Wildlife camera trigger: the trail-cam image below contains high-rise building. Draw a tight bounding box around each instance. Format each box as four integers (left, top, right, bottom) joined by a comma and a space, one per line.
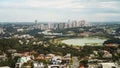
35, 20, 37, 24
0, 28, 5, 34
32, 20, 88, 30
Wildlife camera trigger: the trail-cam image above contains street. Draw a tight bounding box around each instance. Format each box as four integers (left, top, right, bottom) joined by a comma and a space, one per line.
71, 57, 79, 68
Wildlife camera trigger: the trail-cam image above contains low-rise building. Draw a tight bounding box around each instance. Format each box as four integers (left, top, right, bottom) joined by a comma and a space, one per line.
0, 54, 7, 62
98, 63, 118, 68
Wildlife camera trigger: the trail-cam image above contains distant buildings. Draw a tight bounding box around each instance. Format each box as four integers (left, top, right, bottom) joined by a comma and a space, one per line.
33, 20, 89, 30
17, 29, 24, 32
38, 30, 63, 36
13, 34, 34, 39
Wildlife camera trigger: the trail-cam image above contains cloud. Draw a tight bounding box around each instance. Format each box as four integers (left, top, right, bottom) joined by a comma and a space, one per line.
99, 1, 120, 9
0, 0, 119, 10
0, 0, 120, 22
0, 0, 86, 9
96, 13, 120, 17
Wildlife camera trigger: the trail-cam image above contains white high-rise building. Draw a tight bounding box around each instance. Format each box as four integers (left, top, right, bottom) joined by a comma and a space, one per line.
0, 28, 4, 34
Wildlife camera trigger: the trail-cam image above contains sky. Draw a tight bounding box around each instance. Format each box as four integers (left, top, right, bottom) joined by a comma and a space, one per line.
0, 0, 120, 22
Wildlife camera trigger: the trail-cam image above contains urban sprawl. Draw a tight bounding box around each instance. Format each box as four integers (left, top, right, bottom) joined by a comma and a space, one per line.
0, 20, 120, 68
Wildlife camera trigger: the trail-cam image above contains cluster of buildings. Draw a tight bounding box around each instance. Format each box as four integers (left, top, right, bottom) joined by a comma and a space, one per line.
14, 52, 71, 68
0, 49, 71, 68
13, 34, 34, 39
85, 44, 120, 68
33, 20, 89, 30
38, 30, 63, 36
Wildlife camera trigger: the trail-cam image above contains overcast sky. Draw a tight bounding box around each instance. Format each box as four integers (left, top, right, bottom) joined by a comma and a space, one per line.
0, 0, 120, 22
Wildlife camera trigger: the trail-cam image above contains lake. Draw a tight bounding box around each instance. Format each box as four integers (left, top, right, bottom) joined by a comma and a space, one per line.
61, 38, 106, 46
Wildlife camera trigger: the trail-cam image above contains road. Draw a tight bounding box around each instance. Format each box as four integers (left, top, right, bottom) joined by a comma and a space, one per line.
71, 57, 79, 68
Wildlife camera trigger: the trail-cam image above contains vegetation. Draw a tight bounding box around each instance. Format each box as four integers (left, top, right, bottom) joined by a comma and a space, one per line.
103, 38, 120, 44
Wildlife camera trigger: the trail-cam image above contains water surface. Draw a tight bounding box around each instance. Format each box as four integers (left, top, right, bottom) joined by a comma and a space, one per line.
61, 38, 106, 46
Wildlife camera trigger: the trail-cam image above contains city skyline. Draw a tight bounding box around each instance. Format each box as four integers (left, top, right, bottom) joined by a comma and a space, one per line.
0, 0, 120, 22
